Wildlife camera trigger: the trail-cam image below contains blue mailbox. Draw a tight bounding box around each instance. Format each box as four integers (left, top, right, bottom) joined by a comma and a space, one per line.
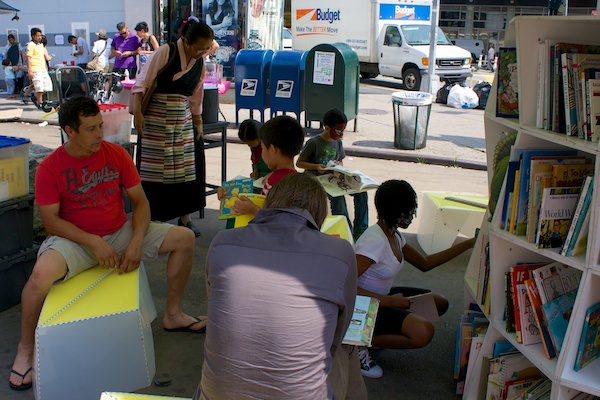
269, 50, 307, 121
234, 49, 273, 125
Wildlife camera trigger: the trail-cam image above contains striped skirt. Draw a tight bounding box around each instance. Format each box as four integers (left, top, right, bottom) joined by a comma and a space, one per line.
138, 93, 206, 221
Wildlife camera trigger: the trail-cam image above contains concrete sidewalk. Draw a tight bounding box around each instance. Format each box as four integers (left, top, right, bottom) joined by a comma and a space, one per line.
0, 75, 491, 400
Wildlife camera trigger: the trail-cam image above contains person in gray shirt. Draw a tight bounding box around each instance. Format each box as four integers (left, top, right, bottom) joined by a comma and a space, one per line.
195, 173, 358, 399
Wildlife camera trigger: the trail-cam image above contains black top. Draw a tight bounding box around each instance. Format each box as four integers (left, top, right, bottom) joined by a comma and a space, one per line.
155, 42, 204, 97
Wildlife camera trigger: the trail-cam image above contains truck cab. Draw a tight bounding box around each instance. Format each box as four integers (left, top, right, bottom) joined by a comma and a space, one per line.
376, 23, 472, 90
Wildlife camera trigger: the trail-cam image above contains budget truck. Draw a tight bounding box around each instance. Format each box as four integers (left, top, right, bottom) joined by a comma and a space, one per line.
291, 0, 472, 90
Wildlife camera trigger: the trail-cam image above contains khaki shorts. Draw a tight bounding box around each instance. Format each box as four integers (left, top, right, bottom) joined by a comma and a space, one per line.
38, 220, 174, 281
32, 71, 52, 93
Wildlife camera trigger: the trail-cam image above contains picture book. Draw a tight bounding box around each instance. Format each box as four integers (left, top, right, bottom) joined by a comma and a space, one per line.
532, 262, 582, 304
574, 301, 600, 371
524, 278, 557, 359
505, 271, 516, 333
535, 186, 580, 249
496, 47, 519, 118
504, 377, 542, 400
589, 79, 600, 143
550, 163, 593, 188
456, 322, 474, 394
509, 169, 521, 234
517, 282, 541, 346
522, 377, 551, 399
485, 353, 540, 400
542, 290, 577, 353
561, 176, 593, 256
465, 335, 485, 387
526, 155, 586, 242
501, 161, 520, 230
315, 161, 379, 197
218, 177, 254, 219
407, 292, 439, 322
514, 149, 576, 237
569, 209, 591, 257
510, 264, 545, 343
342, 295, 379, 346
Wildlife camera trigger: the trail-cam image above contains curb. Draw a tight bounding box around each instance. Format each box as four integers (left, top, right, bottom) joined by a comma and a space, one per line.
16, 117, 487, 171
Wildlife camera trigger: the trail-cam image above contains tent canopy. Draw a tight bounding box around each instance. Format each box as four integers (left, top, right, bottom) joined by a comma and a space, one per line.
0, 0, 18, 14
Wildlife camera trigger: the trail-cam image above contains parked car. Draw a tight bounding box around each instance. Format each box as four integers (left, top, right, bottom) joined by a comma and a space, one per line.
283, 27, 292, 50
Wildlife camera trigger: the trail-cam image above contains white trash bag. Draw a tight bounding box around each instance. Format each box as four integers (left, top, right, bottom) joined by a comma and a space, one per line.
447, 84, 479, 109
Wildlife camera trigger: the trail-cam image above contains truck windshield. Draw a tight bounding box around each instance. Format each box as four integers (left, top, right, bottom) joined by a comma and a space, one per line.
401, 25, 452, 46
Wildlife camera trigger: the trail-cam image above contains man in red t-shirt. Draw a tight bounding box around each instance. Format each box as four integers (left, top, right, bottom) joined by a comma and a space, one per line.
9, 96, 205, 392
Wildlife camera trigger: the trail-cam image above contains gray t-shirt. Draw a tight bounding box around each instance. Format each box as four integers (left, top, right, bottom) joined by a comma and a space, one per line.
300, 135, 345, 171
196, 208, 357, 400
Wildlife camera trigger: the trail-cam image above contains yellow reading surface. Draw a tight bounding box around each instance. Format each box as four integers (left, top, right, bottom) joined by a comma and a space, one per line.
39, 266, 139, 326
233, 194, 266, 227
426, 193, 489, 210
100, 393, 190, 400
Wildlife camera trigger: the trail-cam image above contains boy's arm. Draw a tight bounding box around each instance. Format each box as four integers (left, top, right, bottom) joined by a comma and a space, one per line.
296, 155, 329, 174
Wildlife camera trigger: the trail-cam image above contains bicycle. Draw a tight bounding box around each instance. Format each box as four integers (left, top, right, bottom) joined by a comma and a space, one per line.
86, 71, 125, 104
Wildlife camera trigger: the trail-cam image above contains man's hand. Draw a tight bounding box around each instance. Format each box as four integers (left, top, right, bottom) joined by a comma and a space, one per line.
389, 293, 410, 309
90, 236, 120, 269
118, 242, 143, 274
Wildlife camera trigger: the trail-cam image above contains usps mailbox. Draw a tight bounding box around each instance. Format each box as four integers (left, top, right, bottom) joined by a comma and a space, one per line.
234, 49, 273, 125
304, 43, 359, 130
269, 50, 307, 121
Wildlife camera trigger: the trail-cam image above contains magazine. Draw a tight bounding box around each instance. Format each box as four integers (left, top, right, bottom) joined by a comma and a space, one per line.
315, 161, 379, 197
343, 295, 380, 346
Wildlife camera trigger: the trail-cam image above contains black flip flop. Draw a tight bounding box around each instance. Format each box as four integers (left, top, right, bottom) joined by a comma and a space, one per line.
9, 367, 33, 391
164, 317, 206, 334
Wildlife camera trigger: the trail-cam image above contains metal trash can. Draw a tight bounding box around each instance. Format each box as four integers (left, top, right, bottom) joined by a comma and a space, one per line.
392, 91, 432, 150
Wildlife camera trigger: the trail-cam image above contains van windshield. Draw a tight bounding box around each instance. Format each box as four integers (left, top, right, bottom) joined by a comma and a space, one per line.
401, 25, 452, 46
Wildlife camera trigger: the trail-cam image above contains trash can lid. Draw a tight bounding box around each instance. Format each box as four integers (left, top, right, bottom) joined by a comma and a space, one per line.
391, 91, 433, 106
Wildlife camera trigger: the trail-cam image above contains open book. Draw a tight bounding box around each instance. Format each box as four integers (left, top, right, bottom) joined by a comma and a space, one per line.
407, 292, 440, 322
343, 295, 380, 346
218, 177, 254, 220
315, 161, 379, 197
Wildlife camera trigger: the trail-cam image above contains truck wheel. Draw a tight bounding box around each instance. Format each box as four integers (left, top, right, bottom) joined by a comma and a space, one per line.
402, 68, 421, 91
361, 72, 378, 79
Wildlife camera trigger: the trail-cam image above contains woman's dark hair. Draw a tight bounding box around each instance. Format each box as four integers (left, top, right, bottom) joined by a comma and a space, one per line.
41, 35, 48, 47
323, 109, 347, 128
59, 96, 100, 132
209, 0, 235, 19
375, 180, 417, 228
181, 19, 214, 43
134, 21, 149, 32
259, 116, 304, 158
238, 119, 262, 141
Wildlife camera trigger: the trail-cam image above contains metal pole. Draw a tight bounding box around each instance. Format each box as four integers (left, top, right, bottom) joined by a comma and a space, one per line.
425, 0, 440, 94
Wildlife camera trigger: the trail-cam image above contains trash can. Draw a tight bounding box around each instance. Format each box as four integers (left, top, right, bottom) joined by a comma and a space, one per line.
391, 91, 432, 150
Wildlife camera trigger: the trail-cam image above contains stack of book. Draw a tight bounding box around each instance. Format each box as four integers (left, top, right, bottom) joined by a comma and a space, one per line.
536, 41, 600, 141
455, 304, 488, 395
499, 148, 593, 256
504, 262, 582, 359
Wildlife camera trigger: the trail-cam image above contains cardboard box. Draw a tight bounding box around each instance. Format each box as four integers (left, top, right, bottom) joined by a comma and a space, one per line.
34, 263, 157, 400
0, 244, 39, 312
0, 136, 31, 201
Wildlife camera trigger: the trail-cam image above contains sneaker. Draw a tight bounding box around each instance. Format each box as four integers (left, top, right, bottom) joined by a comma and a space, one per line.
178, 217, 201, 237
358, 347, 383, 378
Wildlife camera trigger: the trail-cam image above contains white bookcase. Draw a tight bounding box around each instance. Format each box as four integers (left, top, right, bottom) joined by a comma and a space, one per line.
462, 16, 600, 400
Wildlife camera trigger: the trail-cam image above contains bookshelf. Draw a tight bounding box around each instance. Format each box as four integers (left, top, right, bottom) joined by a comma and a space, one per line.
462, 16, 600, 400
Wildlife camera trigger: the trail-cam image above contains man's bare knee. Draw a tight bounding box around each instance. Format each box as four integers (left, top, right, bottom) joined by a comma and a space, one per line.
26, 250, 68, 292
160, 226, 195, 255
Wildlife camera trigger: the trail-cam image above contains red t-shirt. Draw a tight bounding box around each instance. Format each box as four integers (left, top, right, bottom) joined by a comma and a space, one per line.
261, 169, 296, 196
35, 141, 141, 236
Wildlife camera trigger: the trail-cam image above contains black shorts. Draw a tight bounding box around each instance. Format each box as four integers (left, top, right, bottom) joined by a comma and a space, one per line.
373, 287, 431, 336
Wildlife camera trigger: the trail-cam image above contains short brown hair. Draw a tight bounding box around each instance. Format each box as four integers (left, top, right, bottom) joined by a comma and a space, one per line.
264, 173, 327, 227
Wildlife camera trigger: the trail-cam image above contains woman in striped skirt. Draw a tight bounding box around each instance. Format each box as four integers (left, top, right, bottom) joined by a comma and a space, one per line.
131, 20, 215, 236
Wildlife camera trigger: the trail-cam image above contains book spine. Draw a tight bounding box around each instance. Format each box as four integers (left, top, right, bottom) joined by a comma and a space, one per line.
561, 53, 578, 136
525, 278, 556, 359
561, 176, 592, 255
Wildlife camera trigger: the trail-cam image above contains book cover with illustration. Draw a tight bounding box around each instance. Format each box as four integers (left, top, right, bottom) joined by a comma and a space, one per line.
542, 290, 577, 353
535, 187, 580, 249
524, 278, 556, 359
496, 47, 519, 118
343, 295, 379, 346
315, 161, 379, 197
574, 301, 600, 371
532, 262, 582, 305
218, 177, 254, 219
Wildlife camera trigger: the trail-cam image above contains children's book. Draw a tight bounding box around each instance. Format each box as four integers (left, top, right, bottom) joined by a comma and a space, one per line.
550, 163, 594, 188
501, 161, 520, 230
456, 322, 474, 394
535, 186, 580, 249
588, 79, 600, 143
496, 47, 519, 118
218, 177, 254, 219
568, 209, 591, 257
315, 161, 379, 197
515, 149, 576, 237
510, 264, 544, 343
342, 295, 379, 346
561, 176, 593, 256
573, 301, 600, 371
542, 290, 577, 353
407, 292, 439, 322
524, 278, 557, 359
509, 169, 521, 234
505, 271, 516, 333
570, 53, 600, 139
532, 262, 582, 304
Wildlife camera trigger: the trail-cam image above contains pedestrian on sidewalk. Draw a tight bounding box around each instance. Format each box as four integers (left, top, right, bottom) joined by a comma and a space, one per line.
26, 27, 52, 110
487, 44, 495, 71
